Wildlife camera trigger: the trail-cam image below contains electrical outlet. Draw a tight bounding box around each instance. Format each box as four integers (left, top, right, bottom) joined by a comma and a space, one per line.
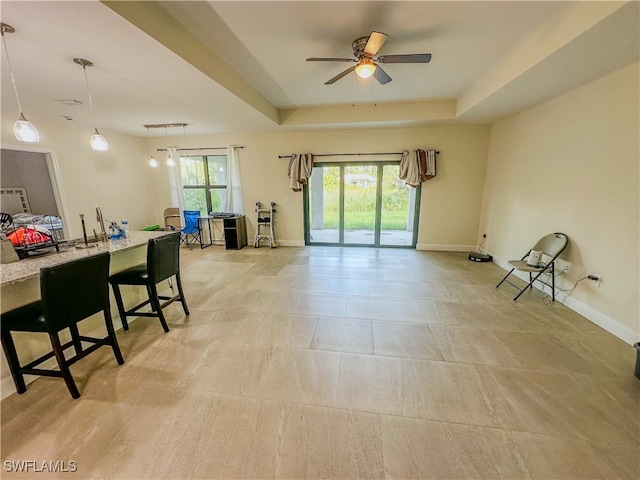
588, 274, 601, 287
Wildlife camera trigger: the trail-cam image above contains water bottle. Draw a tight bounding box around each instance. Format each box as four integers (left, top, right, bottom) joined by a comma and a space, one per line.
121, 218, 129, 239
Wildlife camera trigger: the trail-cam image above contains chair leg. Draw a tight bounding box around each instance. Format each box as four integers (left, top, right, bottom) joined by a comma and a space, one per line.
49, 331, 80, 399
174, 273, 190, 316
496, 268, 515, 288
147, 284, 170, 333
551, 262, 556, 301
69, 323, 83, 355
104, 308, 125, 365
1, 330, 27, 394
513, 270, 547, 301
111, 283, 129, 331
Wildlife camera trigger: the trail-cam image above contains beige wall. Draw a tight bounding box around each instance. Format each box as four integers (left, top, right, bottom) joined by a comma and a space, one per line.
1, 113, 157, 237
480, 62, 640, 342
147, 125, 491, 250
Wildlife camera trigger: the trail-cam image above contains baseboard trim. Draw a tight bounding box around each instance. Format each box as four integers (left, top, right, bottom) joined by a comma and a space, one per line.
492, 253, 639, 346
275, 240, 305, 247
417, 244, 476, 252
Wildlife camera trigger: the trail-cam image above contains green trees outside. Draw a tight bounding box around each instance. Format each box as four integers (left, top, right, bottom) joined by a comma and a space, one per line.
180, 155, 227, 214
313, 164, 410, 230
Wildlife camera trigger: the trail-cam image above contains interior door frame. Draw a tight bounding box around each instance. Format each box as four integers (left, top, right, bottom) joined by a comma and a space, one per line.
0, 143, 72, 239
303, 161, 421, 248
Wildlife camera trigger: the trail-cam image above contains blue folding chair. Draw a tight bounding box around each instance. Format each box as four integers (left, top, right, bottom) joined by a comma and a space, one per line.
181, 210, 202, 249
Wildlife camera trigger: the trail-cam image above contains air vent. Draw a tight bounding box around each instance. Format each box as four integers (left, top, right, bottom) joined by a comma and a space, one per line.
54, 99, 83, 106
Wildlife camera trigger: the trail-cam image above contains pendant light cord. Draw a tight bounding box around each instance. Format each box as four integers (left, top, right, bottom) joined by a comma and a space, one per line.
81, 64, 98, 131
182, 125, 190, 162
1, 30, 24, 115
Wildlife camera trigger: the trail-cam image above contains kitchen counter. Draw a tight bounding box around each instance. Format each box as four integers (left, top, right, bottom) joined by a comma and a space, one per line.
0, 230, 170, 287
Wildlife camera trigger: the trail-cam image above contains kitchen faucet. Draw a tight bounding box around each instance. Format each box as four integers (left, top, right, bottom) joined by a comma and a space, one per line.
96, 207, 107, 242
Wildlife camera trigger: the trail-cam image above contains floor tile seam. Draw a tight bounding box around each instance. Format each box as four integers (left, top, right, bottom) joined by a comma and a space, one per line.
501, 426, 640, 446
333, 352, 343, 408
108, 334, 636, 381
329, 401, 506, 431
375, 410, 519, 434
474, 362, 637, 380
423, 322, 625, 339
178, 384, 345, 413
336, 351, 595, 375
550, 329, 637, 342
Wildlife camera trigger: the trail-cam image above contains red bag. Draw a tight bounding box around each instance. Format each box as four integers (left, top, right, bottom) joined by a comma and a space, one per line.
7, 227, 53, 247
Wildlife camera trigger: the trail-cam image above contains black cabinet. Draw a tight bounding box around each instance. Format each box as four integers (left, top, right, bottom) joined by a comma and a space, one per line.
223, 215, 247, 250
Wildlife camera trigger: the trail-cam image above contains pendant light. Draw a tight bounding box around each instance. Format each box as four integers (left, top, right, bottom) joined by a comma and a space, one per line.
1, 23, 40, 143
146, 126, 158, 167
165, 127, 175, 166
74, 58, 108, 151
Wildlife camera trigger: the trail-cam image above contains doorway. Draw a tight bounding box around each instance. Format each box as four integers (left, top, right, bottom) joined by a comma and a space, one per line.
303, 162, 420, 248
0, 147, 70, 239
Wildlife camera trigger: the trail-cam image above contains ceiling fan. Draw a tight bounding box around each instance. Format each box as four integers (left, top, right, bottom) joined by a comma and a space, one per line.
306, 31, 431, 85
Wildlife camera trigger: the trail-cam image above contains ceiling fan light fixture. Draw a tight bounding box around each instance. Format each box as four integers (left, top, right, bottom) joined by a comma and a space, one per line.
355, 59, 376, 79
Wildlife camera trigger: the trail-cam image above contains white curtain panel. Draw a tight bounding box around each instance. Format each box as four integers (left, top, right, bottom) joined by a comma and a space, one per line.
168, 147, 186, 214
226, 145, 245, 214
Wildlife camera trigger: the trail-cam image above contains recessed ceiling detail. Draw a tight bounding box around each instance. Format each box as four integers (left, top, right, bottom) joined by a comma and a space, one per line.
55, 99, 83, 106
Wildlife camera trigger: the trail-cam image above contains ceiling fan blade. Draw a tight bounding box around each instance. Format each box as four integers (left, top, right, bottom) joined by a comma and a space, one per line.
325, 66, 356, 85
307, 57, 356, 62
377, 53, 432, 64
374, 65, 392, 85
364, 31, 388, 57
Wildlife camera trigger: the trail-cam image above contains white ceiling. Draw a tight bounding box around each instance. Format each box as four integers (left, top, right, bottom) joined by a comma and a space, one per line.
1, 1, 638, 138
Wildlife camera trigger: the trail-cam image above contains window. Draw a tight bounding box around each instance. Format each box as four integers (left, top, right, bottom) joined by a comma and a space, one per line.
180, 155, 227, 214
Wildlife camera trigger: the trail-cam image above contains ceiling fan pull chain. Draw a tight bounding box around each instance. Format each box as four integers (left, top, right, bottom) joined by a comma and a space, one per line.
352, 73, 356, 107
374, 75, 378, 106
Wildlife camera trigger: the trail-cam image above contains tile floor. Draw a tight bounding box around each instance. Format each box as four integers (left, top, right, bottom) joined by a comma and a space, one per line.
1, 246, 638, 479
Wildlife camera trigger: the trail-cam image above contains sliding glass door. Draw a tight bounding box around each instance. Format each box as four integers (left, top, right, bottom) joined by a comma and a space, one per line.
304, 162, 420, 247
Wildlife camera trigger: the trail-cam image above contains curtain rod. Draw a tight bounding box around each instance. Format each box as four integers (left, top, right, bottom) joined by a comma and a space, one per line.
156, 146, 245, 152
278, 150, 439, 159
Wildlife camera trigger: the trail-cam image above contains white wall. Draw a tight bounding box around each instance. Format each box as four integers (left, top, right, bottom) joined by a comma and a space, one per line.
480, 62, 640, 343
0, 113, 158, 237
147, 124, 491, 250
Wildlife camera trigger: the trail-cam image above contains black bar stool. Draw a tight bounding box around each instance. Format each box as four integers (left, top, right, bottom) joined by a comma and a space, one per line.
109, 232, 189, 333
1, 252, 124, 399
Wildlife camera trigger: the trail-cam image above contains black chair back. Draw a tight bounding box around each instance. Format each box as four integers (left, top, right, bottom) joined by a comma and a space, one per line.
147, 232, 181, 284
40, 252, 111, 332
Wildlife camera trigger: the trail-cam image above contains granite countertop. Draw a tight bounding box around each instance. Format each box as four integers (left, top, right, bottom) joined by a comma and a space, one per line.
0, 230, 170, 287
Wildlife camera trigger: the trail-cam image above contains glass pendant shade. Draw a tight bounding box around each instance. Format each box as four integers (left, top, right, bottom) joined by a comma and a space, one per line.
149, 156, 158, 168
14, 113, 40, 142
166, 156, 175, 167
355, 60, 376, 79
90, 128, 109, 151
